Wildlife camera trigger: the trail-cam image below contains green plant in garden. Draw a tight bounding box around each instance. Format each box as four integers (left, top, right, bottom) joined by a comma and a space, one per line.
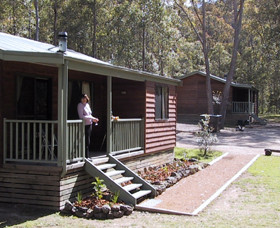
196, 115, 218, 156
92, 177, 106, 200
112, 191, 120, 204
76, 191, 82, 204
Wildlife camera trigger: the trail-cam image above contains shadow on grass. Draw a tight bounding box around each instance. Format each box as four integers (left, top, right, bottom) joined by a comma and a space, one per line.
0, 203, 56, 228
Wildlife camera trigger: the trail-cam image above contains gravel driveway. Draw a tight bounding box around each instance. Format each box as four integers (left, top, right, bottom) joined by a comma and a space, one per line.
177, 122, 280, 155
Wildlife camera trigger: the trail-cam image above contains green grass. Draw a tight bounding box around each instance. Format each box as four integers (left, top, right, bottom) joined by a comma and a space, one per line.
259, 113, 280, 123
174, 147, 223, 163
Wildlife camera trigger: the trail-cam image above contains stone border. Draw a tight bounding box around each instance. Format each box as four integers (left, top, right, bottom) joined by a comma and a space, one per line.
61, 200, 134, 220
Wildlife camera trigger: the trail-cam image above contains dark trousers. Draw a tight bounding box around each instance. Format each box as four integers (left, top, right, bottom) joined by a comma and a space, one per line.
85, 124, 92, 158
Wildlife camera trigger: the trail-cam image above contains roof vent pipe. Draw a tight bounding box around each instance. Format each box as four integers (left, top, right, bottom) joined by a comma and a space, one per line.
58, 32, 68, 52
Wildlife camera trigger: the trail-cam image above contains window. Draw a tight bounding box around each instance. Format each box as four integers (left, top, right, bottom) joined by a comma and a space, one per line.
155, 85, 169, 120
17, 76, 52, 120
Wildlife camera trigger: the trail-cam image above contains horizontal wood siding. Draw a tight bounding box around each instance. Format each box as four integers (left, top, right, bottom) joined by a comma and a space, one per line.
177, 74, 233, 115
123, 149, 174, 171
145, 81, 176, 154
0, 164, 95, 210
112, 78, 145, 118
0, 164, 62, 209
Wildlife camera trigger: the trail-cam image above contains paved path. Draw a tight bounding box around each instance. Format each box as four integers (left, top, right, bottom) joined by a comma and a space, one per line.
139, 123, 280, 214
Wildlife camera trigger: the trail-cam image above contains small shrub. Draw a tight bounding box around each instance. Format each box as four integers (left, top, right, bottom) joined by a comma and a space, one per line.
92, 177, 106, 200
76, 191, 83, 204
196, 115, 218, 156
112, 191, 120, 204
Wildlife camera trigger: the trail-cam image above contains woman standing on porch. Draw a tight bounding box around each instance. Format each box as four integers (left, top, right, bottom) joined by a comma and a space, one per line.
77, 94, 99, 158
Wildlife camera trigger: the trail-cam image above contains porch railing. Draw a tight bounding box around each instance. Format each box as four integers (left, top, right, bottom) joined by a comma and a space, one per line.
3, 119, 85, 165
111, 118, 144, 154
3, 119, 58, 164
232, 102, 255, 114
66, 120, 85, 164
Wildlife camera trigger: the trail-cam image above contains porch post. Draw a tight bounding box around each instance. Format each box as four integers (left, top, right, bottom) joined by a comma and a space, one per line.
106, 76, 112, 155
248, 89, 251, 113
58, 60, 68, 176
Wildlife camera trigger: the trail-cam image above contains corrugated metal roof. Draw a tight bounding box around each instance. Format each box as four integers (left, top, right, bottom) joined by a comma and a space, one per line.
0, 32, 181, 85
180, 71, 256, 89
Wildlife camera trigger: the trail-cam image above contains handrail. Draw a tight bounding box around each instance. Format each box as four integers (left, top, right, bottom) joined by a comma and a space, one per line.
112, 118, 142, 122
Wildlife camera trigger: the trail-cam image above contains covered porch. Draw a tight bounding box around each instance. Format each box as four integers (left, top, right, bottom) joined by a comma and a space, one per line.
2, 73, 146, 174
231, 86, 258, 115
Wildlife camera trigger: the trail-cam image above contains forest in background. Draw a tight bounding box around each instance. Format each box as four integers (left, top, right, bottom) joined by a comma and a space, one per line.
0, 0, 279, 114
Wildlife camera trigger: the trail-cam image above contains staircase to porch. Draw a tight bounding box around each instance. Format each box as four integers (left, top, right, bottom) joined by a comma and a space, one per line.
85, 155, 156, 206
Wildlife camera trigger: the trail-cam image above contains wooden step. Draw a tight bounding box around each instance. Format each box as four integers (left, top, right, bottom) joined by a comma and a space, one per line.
96, 163, 116, 170
132, 190, 151, 199
115, 177, 134, 185
106, 170, 125, 177
123, 183, 142, 192
90, 157, 109, 165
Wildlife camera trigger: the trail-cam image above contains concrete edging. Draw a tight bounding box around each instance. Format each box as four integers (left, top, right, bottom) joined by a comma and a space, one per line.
208, 152, 229, 166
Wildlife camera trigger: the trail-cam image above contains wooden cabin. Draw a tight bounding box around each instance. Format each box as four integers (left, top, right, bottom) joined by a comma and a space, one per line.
177, 71, 258, 124
0, 32, 180, 209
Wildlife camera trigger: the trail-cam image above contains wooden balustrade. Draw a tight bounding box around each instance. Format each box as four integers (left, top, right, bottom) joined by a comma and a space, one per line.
232, 102, 255, 114
111, 118, 144, 154
3, 119, 85, 165
3, 119, 58, 164
66, 120, 85, 163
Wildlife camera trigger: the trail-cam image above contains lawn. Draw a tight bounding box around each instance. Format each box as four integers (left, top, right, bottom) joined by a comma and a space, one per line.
1, 156, 280, 228
174, 147, 223, 163
259, 114, 280, 123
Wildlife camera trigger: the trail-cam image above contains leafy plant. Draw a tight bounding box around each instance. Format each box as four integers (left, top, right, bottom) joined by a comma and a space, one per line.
112, 191, 120, 204
161, 165, 169, 173
92, 177, 106, 200
76, 191, 83, 204
196, 115, 218, 157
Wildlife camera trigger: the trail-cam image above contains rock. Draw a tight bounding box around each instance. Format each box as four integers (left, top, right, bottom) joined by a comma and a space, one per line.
120, 205, 133, 216
152, 181, 161, 185
101, 204, 111, 214
94, 212, 107, 220
71, 206, 78, 214
166, 176, 177, 185
170, 171, 177, 177
75, 210, 86, 218
189, 158, 198, 162
93, 205, 102, 214
63, 200, 73, 212
113, 210, 124, 218
106, 212, 115, 219
111, 205, 120, 212
124, 208, 133, 216
77, 206, 88, 213
86, 209, 94, 218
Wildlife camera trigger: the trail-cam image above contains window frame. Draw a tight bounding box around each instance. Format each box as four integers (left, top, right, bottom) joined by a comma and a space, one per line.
155, 84, 169, 121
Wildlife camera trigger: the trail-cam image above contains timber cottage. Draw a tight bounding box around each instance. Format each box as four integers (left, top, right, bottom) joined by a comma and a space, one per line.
177, 71, 258, 124
0, 32, 180, 209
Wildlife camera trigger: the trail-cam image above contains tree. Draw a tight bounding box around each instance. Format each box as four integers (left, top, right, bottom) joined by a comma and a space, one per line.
175, 0, 214, 114
219, 0, 245, 127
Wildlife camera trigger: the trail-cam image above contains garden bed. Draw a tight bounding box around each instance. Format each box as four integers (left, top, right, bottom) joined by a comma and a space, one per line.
138, 158, 209, 195
62, 187, 134, 219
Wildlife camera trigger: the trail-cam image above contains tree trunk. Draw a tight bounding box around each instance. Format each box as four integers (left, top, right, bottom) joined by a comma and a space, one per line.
142, 24, 146, 71
92, 0, 97, 58
219, 0, 245, 128
202, 0, 214, 114
34, 0, 39, 41
53, 0, 58, 45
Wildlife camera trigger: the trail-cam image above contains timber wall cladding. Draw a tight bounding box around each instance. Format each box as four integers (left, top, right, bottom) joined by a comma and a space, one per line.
177, 74, 233, 115
0, 164, 95, 210
145, 81, 176, 154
